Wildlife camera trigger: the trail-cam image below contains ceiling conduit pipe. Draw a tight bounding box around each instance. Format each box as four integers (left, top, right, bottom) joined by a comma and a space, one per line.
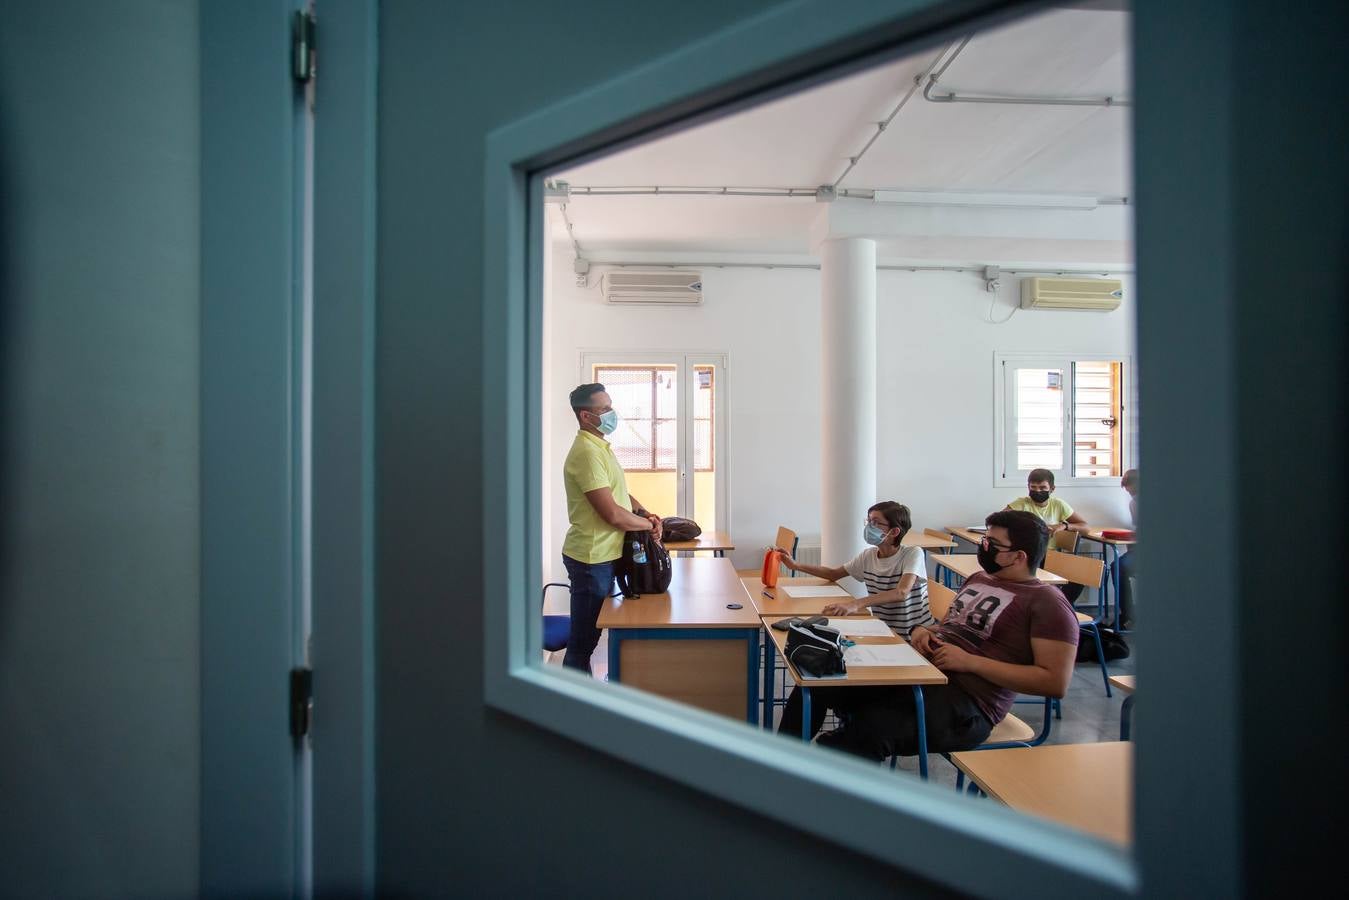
923, 34, 1132, 108
830, 41, 961, 189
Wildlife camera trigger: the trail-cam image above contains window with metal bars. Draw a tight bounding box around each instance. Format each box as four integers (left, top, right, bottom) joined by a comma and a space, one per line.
997, 355, 1129, 482
593, 365, 713, 472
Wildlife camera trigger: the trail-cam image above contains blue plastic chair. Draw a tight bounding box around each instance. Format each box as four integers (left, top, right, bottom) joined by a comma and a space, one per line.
541, 582, 570, 654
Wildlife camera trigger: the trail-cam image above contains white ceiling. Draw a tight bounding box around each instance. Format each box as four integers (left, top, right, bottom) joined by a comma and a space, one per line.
551, 6, 1133, 260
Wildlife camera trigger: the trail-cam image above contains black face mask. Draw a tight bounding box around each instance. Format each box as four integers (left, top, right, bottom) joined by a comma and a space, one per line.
1029, 489, 1051, 504
977, 544, 1011, 574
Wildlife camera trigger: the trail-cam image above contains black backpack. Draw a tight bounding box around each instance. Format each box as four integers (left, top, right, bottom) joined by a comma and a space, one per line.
615, 530, 672, 598
660, 516, 702, 543
1077, 626, 1131, 662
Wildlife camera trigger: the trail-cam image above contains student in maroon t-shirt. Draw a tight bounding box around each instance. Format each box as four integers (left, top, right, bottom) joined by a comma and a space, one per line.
778, 509, 1078, 761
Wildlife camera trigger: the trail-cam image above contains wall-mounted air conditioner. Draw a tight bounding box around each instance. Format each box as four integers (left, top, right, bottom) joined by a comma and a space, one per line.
1020, 277, 1123, 311
602, 270, 703, 306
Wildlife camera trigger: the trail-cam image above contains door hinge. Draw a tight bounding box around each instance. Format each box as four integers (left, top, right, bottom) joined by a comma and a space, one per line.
290, 667, 313, 740
292, 10, 316, 84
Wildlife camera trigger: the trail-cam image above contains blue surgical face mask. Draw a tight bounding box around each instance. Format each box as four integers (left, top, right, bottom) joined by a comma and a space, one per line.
596, 409, 619, 435
863, 524, 887, 546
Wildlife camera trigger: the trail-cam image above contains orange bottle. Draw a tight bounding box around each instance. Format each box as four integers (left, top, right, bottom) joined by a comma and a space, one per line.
761, 548, 780, 588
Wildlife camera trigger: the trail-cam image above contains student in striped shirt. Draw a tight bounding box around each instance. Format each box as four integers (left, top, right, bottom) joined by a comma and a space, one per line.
776, 501, 934, 637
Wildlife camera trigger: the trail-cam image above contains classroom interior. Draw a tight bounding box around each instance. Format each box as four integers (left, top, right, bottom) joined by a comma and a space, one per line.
540, 4, 1138, 844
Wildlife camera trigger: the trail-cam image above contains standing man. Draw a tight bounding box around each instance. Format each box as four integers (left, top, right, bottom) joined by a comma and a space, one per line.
561, 383, 662, 673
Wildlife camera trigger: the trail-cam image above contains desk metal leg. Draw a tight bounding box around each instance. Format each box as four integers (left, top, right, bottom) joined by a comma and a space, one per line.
1120, 694, 1135, 741
607, 633, 621, 681
1111, 545, 1125, 631
912, 686, 929, 780
762, 632, 775, 729
802, 688, 812, 742
746, 630, 761, 725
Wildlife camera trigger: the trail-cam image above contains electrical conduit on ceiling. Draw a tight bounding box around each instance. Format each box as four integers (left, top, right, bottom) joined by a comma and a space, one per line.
922, 34, 1132, 108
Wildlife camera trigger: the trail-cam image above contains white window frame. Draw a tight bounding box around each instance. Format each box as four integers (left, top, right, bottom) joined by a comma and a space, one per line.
581, 350, 731, 533
994, 351, 1135, 488
482, 3, 1135, 897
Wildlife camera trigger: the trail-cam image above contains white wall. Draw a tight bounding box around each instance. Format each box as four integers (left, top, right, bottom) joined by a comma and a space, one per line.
544, 241, 1135, 578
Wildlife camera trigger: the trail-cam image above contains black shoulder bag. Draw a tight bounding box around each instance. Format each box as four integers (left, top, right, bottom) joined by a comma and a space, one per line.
785, 617, 847, 677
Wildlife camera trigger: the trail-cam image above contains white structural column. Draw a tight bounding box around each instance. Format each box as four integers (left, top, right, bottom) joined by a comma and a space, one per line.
819, 237, 877, 566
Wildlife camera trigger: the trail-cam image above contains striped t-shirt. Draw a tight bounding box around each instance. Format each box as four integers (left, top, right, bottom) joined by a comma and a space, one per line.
843, 544, 933, 637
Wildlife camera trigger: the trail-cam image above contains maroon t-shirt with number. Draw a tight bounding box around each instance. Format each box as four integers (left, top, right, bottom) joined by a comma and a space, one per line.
932, 571, 1079, 724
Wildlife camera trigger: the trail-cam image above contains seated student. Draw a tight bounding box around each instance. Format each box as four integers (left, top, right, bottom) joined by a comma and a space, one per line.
1113, 468, 1139, 628
775, 500, 934, 637
778, 510, 1078, 760
1006, 467, 1089, 602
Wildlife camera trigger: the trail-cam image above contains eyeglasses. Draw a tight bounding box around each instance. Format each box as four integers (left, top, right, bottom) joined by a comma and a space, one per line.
979, 535, 1015, 552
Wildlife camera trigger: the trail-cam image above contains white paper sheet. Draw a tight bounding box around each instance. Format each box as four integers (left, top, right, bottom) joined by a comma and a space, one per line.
844, 643, 929, 667
779, 584, 850, 599
826, 618, 894, 637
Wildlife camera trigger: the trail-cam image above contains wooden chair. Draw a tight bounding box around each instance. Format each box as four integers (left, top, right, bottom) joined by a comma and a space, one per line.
1051, 529, 1080, 552
1042, 549, 1113, 697
736, 525, 800, 578
924, 527, 955, 554
927, 580, 956, 620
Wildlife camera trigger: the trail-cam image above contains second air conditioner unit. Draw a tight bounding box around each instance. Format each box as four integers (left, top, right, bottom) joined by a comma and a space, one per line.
1020, 277, 1124, 311
602, 270, 703, 306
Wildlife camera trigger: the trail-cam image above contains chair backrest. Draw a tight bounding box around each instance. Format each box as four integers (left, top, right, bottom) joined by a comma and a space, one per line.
927, 580, 957, 621
774, 526, 798, 575
1051, 529, 1080, 552
1042, 548, 1104, 589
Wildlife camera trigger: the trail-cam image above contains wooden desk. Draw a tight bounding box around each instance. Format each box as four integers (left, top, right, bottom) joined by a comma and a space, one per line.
931, 553, 1068, 587
949, 741, 1133, 846
742, 575, 865, 617
663, 530, 735, 557
1109, 675, 1136, 740
903, 531, 957, 552
762, 614, 947, 777
598, 557, 761, 723
944, 525, 989, 549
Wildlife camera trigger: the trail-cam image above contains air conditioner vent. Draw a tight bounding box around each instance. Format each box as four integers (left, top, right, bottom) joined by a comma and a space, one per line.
602, 270, 703, 306
1019, 277, 1123, 311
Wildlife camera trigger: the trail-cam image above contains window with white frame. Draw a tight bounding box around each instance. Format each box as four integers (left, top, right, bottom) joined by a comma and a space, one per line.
996, 354, 1131, 484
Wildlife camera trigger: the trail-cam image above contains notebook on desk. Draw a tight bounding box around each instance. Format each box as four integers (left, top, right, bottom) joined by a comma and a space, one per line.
963, 525, 988, 532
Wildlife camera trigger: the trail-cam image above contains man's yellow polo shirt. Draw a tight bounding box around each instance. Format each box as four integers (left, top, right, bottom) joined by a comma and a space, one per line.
562, 430, 632, 564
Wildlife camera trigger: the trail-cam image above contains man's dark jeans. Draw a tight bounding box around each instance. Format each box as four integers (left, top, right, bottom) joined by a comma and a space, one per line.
562, 554, 616, 673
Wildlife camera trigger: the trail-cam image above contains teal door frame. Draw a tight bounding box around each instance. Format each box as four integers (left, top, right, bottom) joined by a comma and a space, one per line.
311, 1, 378, 896
202, 1, 377, 896
200, 0, 309, 895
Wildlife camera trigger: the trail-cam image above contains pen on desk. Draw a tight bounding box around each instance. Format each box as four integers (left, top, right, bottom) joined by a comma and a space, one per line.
761, 589, 775, 599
